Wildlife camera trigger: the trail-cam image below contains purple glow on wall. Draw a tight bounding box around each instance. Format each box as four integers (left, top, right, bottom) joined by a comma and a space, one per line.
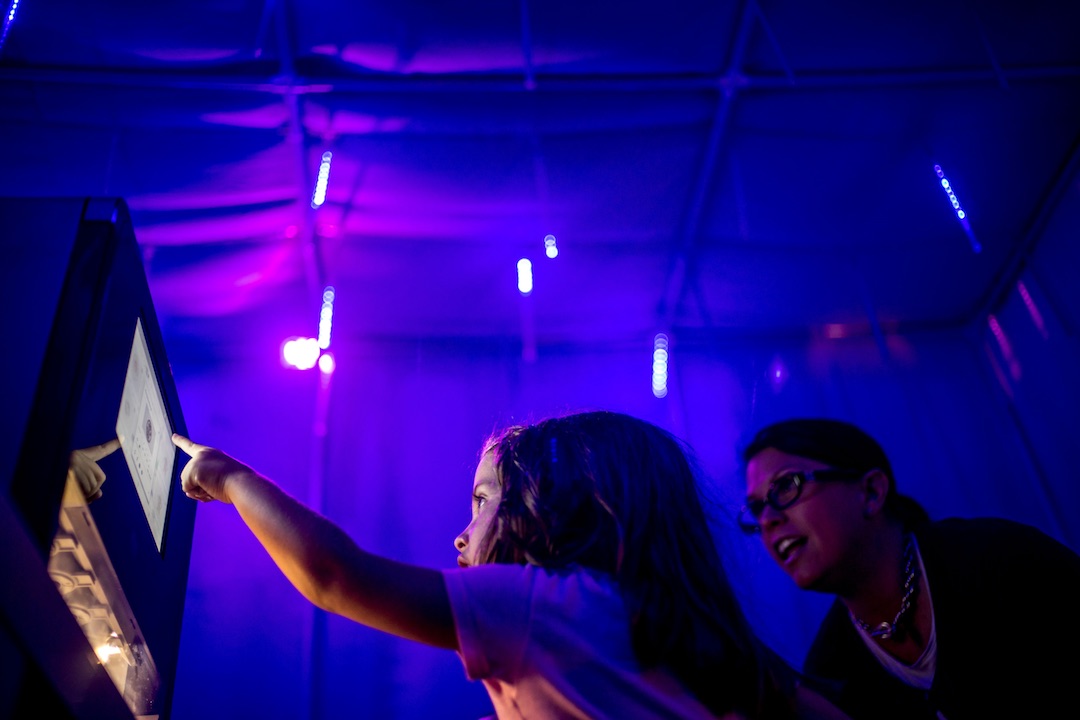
988, 314, 1022, 381
984, 341, 1015, 399
1016, 280, 1049, 339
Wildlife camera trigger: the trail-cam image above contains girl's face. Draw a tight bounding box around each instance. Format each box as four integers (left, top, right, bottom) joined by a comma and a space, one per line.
453, 451, 503, 567
745, 447, 868, 593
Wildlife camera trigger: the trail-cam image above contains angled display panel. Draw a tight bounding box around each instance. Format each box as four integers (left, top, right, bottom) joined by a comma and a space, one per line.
0, 197, 195, 720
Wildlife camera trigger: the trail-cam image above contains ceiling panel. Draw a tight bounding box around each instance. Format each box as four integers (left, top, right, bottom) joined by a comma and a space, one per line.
0, 0, 1077, 356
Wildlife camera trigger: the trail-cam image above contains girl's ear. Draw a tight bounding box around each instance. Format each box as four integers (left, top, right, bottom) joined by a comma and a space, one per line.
861, 468, 890, 517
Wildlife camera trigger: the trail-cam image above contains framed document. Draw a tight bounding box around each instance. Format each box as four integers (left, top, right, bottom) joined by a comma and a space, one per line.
116, 316, 176, 552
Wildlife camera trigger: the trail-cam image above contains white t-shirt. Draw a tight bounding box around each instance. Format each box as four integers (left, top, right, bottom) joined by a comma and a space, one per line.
442, 563, 716, 720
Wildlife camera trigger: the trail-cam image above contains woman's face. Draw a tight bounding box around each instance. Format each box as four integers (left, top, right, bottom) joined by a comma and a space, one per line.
453, 451, 503, 567
745, 447, 868, 593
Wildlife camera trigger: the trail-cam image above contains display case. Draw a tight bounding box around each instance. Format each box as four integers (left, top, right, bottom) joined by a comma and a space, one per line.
0, 197, 195, 720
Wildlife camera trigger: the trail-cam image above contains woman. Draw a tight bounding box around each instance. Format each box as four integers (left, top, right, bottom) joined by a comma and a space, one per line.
740, 417, 1080, 719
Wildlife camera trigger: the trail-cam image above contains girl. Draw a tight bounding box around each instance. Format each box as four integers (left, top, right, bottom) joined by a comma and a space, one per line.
174, 410, 848, 719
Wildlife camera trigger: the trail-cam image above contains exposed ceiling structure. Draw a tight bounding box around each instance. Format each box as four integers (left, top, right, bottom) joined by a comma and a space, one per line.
2, 0, 1079, 363
5, 5, 1080, 718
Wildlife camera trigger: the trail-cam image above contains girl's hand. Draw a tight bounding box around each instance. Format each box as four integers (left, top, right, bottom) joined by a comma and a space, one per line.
172, 433, 254, 504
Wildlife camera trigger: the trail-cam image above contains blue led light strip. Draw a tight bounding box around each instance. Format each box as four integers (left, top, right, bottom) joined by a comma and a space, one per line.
0, 0, 22, 54
934, 164, 981, 253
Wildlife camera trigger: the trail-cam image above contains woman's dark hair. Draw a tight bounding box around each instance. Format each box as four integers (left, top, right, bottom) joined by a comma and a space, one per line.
740, 417, 929, 529
476, 410, 796, 718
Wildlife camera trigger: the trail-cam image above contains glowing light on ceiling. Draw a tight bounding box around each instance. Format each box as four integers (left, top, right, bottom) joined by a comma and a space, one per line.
282, 285, 337, 371
544, 233, 558, 259
517, 258, 533, 295
652, 333, 669, 398
318, 353, 335, 375
318, 285, 335, 349
0, 0, 20, 54
934, 164, 981, 253
282, 337, 320, 370
311, 152, 332, 209
768, 355, 788, 393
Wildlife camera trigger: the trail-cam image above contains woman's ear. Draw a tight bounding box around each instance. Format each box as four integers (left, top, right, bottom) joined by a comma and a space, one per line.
861, 468, 890, 517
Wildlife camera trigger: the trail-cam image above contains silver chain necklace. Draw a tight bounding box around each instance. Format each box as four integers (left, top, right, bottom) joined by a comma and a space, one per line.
852, 533, 919, 641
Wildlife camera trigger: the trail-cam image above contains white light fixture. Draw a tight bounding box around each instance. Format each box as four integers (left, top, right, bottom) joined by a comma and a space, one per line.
311, 152, 332, 209
934, 164, 981, 253
282, 337, 320, 370
318, 352, 335, 375
318, 285, 335, 349
517, 258, 533, 295
544, 234, 558, 259
652, 333, 669, 398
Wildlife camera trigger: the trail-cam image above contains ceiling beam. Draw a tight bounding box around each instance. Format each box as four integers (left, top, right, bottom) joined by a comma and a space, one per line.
519, 0, 536, 91
656, 0, 757, 328
3, 64, 1079, 95
973, 130, 1080, 325
272, 0, 324, 300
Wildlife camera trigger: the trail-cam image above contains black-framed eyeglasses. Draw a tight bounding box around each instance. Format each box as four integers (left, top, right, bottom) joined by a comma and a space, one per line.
739, 468, 865, 534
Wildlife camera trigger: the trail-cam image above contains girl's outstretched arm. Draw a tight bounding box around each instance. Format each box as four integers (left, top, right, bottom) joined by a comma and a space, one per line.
172, 433, 457, 650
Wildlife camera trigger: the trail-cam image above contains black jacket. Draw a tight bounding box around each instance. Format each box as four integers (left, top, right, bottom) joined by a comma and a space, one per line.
802, 517, 1080, 720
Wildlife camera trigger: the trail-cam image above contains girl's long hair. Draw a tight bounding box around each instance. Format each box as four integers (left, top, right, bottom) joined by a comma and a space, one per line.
475, 410, 795, 718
